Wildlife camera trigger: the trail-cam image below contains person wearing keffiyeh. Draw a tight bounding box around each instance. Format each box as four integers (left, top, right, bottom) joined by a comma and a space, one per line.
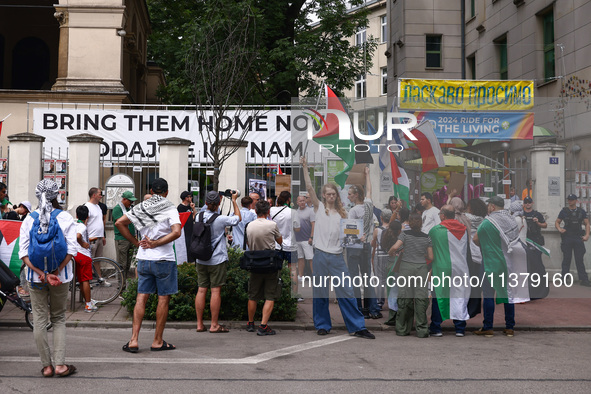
19, 179, 78, 377
115, 178, 182, 353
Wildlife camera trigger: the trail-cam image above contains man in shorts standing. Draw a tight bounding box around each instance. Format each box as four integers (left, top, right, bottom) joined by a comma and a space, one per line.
116, 178, 181, 352
245, 200, 283, 335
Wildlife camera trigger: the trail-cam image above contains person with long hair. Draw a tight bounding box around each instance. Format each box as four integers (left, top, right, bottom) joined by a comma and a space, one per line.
300, 156, 374, 339
19, 179, 78, 377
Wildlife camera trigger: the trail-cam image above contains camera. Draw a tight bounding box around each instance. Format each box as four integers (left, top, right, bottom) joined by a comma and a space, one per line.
219, 189, 240, 198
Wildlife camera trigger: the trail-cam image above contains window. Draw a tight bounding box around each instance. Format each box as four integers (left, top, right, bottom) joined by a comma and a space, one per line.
470, 0, 475, 18
356, 28, 366, 47
426, 35, 442, 68
381, 67, 387, 95
542, 11, 555, 81
381, 15, 387, 43
497, 37, 508, 80
355, 74, 366, 99
467, 54, 476, 79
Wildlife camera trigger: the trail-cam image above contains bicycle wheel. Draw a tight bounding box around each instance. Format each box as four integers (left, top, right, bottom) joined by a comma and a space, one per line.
90, 258, 123, 305
25, 309, 53, 331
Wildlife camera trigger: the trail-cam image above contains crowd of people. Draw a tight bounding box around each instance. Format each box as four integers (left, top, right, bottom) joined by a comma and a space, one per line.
6, 163, 590, 377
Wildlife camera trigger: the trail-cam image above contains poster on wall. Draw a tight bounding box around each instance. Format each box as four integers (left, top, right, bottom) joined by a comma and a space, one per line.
43, 175, 55, 182
0, 174, 6, 184
56, 160, 67, 174
56, 175, 66, 190
58, 191, 66, 205
43, 160, 55, 174
249, 179, 267, 200
0, 158, 7, 173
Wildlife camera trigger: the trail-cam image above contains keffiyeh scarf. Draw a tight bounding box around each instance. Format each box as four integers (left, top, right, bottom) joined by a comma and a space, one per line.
125, 194, 176, 231
487, 209, 520, 252
35, 179, 59, 234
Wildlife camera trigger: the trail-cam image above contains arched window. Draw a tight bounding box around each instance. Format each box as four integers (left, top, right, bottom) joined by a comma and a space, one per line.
12, 37, 50, 90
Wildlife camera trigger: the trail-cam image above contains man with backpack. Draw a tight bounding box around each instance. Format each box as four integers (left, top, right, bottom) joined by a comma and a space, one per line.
115, 178, 182, 352
555, 194, 590, 286
194, 190, 241, 333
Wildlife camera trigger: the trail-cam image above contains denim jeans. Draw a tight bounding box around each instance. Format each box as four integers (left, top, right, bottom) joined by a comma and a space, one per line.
312, 249, 366, 333
29, 282, 69, 367
429, 297, 467, 334
561, 236, 589, 283
345, 244, 380, 315
481, 265, 515, 330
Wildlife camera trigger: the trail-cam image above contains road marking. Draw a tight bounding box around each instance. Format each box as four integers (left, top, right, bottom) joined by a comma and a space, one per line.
0, 335, 354, 365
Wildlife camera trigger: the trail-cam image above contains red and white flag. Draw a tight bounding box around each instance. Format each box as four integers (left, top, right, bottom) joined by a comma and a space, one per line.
406, 120, 445, 172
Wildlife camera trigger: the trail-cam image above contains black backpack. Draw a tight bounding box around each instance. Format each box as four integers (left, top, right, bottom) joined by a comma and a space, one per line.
190, 212, 221, 261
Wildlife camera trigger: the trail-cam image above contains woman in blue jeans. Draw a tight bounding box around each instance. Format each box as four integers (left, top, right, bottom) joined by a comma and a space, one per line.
300, 157, 374, 339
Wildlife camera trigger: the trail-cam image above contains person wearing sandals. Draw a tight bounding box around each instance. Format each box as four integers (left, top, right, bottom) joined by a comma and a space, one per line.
116, 178, 182, 352
300, 157, 375, 339
19, 179, 78, 377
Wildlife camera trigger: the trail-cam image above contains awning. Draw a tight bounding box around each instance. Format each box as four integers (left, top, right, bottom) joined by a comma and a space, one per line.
533, 126, 554, 137
405, 154, 498, 172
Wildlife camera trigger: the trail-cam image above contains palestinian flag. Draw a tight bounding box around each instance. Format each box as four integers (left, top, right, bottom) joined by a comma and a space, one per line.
311, 86, 355, 187
0, 220, 23, 276
173, 212, 192, 265
429, 220, 470, 321
526, 238, 550, 256
390, 152, 410, 208
477, 218, 530, 304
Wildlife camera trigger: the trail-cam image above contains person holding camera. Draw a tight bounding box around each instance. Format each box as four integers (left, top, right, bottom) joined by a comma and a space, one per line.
195, 190, 241, 333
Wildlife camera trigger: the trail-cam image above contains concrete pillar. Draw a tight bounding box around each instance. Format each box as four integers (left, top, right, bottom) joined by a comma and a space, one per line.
52, 0, 126, 92
157, 137, 191, 203
7, 133, 45, 205
67, 134, 103, 212
530, 143, 567, 271
217, 139, 248, 194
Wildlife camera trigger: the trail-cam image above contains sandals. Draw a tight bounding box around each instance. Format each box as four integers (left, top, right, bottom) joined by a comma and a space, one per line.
56, 365, 77, 377
209, 325, 229, 333
150, 340, 176, 351
42, 366, 54, 378
196, 327, 207, 332
122, 341, 139, 353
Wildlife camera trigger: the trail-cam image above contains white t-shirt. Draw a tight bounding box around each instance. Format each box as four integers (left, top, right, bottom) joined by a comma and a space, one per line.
270, 206, 298, 251
135, 207, 181, 262
422, 206, 441, 234
85, 202, 104, 238
19, 209, 77, 283
313, 202, 344, 254
75, 222, 91, 258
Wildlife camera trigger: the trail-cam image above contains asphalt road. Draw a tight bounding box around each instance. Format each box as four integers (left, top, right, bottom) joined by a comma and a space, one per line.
1, 327, 590, 393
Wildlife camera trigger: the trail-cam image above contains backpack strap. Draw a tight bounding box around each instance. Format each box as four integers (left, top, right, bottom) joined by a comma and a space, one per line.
243, 222, 249, 250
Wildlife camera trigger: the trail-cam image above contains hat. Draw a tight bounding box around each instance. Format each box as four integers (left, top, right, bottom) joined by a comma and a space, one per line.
180, 191, 191, 200
19, 200, 32, 213
523, 197, 533, 204
1, 198, 11, 206
567, 194, 578, 200
121, 191, 137, 201
205, 190, 221, 204
486, 196, 505, 208
151, 178, 168, 194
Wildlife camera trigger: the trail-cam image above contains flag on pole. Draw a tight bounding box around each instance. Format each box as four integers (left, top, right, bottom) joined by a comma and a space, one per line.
0, 114, 11, 137
0, 220, 23, 277
390, 152, 410, 207
406, 120, 445, 172
312, 86, 355, 187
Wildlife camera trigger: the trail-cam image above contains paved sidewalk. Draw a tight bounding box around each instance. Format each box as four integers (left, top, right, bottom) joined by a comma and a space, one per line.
2, 283, 591, 332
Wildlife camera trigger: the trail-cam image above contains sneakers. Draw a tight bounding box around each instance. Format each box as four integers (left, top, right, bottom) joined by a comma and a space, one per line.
257, 324, 276, 336
246, 322, 255, 332
98, 278, 112, 287
353, 329, 375, 339
297, 297, 305, 302
456, 332, 465, 337
473, 328, 494, 337
503, 329, 515, 337
430, 332, 443, 337
317, 329, 329, 336
84, 302, 98, 313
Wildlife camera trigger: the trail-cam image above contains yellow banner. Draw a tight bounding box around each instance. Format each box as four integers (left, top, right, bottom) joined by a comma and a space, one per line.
398, 79, 534, 111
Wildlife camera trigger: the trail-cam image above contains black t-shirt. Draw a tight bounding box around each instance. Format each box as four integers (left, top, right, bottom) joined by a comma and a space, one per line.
523, 210, 545, 243
177, 203, 194, 235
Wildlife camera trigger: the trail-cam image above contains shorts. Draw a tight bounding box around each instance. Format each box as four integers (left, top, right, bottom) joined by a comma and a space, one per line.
137, 260, 178, 296
296, 241, 314, 260
248, 271, 282, 301
277, 250, 296, 265
196, 261, 227, 288
74, 253, 93, 282
90, 238, 104, 259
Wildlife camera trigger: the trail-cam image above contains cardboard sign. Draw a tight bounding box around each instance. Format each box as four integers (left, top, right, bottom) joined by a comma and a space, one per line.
447, 172, 467, 195
346, 164, 367, 185
275, 175, 291, 195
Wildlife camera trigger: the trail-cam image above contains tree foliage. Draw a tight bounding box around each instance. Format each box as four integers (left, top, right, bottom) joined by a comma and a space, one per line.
146, 0, 377, 105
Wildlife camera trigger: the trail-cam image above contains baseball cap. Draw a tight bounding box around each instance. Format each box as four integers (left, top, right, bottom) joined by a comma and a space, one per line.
567, 194, 578, 200
180, 191, 191, 200
486, 196, 505, 208
523, 197, 533, 204
1, 198, 11, 206
121, 191, 137, 201
205, 190, 221, 204
151, 178, 168, 194
19, 200, 32, 213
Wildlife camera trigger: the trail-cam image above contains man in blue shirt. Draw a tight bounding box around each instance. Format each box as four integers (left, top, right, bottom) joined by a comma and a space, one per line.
232, 196, 257, 250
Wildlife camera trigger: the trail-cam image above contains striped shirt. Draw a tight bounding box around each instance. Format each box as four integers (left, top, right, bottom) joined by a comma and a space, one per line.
398, 230, 431, 264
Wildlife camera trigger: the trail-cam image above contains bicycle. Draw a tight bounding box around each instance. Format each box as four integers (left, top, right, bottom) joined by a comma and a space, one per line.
71, 257, 124, 305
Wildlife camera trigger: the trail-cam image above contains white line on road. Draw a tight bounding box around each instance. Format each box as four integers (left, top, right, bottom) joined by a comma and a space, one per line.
0, 335, 354, 365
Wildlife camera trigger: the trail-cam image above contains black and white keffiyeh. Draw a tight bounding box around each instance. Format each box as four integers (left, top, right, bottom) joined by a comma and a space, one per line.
487, 209, 520, 252
35, 179, 59, 234
125, 194, 176, 231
